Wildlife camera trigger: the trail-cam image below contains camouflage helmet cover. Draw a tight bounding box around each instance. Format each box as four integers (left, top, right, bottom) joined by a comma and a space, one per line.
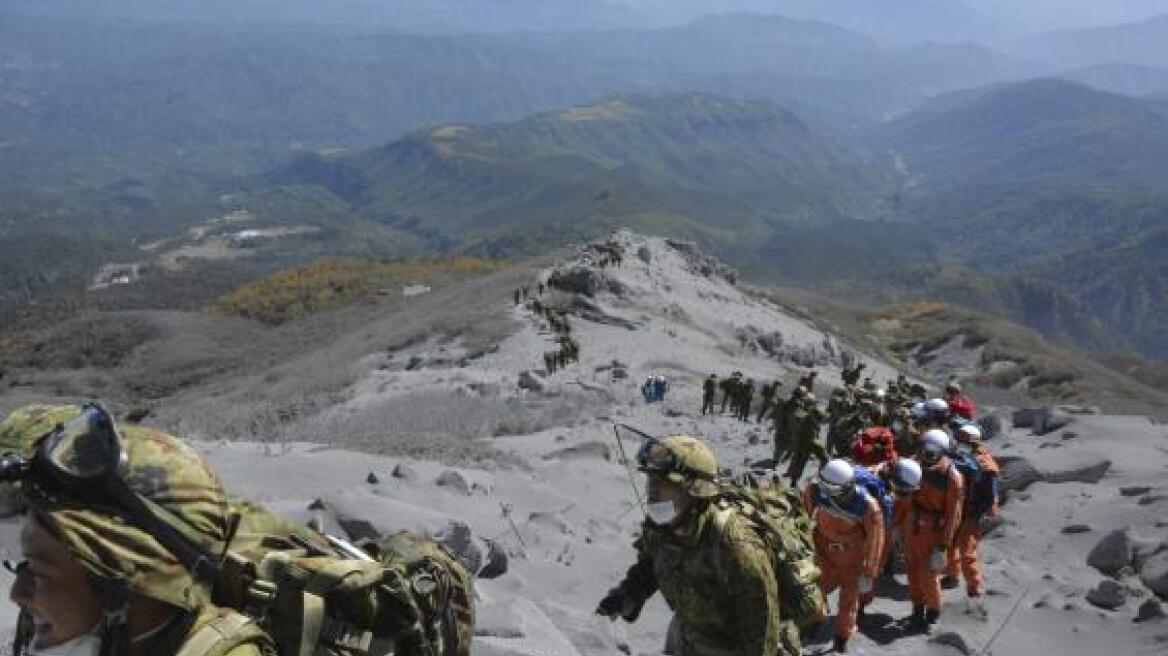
637, 434, 719, 498
2, 404, 231, 612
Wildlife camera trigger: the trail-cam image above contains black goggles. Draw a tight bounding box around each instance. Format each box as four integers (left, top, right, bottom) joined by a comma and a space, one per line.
0, 402, 221, 582
624, 430, 714, 483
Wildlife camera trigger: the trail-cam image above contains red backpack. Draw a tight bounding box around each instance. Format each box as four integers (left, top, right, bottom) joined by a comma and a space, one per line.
852, 427, 897, 466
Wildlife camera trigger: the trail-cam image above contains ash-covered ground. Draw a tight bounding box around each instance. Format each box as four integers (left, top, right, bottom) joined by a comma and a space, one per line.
1, 232, 1166, 655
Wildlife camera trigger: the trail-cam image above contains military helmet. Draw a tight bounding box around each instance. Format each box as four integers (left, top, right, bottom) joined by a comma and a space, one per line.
636, 435, 719, 498
7, 403, 231, 612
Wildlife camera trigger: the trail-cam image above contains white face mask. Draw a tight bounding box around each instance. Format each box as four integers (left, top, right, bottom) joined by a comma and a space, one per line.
29, 633, 102, 656
645, 500, 679, 526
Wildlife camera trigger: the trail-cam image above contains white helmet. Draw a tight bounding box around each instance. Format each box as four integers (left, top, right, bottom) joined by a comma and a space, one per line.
874, 389, 887, 400
892, 458, 923, 492
819, 459, 855, 495
957, 424, 982, 443
920, 429, 950, 462
925, 398, 950, 414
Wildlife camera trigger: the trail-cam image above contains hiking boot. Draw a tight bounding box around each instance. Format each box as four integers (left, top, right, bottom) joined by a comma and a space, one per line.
907, 605, 927, 633
832, 635, 849, 653
856, 603, 867, 622
940, 575, 959, 590
966, 593, 988, 617
925, 608, 941, 630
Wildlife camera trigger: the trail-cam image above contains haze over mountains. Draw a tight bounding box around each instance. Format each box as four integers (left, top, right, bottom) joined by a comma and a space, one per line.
2, 0, 1168, 389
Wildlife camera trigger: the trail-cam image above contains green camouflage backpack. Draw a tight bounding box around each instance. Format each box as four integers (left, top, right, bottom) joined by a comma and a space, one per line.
713, 474, 826, 638
213, 502, 475, 656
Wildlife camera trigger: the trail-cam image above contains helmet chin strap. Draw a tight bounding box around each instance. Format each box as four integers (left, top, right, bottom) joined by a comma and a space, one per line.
98, 585, 130, 656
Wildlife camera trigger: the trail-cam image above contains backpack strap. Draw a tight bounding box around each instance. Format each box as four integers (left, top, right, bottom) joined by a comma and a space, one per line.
175, 611, 272, 656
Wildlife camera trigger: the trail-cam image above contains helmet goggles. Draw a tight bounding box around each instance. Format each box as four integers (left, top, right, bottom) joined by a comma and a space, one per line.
634, 438, 715, 484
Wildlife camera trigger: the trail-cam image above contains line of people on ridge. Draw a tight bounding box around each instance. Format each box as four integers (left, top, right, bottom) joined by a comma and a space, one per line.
600, 375, 999, 655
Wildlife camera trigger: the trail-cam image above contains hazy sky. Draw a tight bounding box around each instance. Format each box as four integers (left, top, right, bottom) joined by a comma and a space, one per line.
7, 0, 1167, 37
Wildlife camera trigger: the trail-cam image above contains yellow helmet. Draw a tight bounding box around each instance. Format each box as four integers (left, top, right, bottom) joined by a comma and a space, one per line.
636, 435, 719, 498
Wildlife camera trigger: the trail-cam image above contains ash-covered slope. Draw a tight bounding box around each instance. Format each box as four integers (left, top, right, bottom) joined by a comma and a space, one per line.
1, 232, 1166, 655
148, 230, 900, 453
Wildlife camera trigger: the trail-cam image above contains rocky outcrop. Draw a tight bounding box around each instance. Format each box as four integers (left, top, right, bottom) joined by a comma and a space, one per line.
1134, 598, 1166, 622
1011, 406, 1073, 435
1088, 529, 1140, 576
665, 238, 738, 284
1086, 580, 1128, 610
1141, 550, 1168, 599
518, 371, 545, 392
999, 452, 1110, 492
436, 469, 472, 495
1087, 528, 1164, 577
548, 266, 604, 297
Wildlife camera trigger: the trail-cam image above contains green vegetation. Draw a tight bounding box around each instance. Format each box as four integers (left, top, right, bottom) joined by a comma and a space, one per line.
209, 257, 504, 324
871, 79, 1168, 187
274, 93, 896, 255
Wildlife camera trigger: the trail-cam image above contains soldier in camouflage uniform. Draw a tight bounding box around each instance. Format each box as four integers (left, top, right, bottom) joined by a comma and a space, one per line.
1, 404, 274, 656
597, 435, 791, 656
755, 381, 779, 424
825, 388, 857, 458
840, 364, 865, 388
737, 380, 755, 422
784, 392, 828, 487
797, 370, 818, 394
771, 387, 804, 466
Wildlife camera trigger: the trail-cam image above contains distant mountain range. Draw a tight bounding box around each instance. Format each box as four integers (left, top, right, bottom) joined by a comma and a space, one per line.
3, 0, 647, 32
3, 6, 1167, 371
0, 11, 1033, 191
271, 93, 896, 254
1012, 13, 1168, 68
873, 79, 1168, 359
1055, 63, 1168, 99
870, 78, 1168, 188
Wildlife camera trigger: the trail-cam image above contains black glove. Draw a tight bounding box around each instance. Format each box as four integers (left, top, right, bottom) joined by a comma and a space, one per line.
596, 589, 627, 618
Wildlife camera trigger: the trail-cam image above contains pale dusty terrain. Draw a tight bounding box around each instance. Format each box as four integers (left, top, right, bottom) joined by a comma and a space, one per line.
0, 232, 1165, 655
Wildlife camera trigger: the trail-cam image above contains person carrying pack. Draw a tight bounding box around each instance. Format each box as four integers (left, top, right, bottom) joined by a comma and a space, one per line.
0, 403, 476, 656
851, 427, 897, 468
598, 431, 811, 656
1, 402, 275, 656
899, 430, 963, 633
800, 460, 884, 654
942, 425, 1000, 601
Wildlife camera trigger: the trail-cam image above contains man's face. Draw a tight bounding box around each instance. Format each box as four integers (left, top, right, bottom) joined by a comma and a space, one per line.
10, 514, 102, 649
645, 475, 692, 510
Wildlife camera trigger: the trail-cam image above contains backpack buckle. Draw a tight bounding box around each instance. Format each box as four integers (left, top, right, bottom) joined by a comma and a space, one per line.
245, 580, 278, 618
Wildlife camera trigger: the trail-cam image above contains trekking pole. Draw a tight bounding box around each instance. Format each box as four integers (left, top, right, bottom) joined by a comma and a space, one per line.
976, 583, 1030, 656
612, 424, 646, 513
499, 502, 528, 554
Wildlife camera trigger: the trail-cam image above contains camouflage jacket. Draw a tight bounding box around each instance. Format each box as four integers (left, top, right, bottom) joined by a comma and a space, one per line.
616, 503, 782, 656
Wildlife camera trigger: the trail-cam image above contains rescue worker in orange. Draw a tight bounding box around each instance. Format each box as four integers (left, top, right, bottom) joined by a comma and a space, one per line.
899, 429, 962, 632
861, 458, 923, 614
943, 424, 1000, 602
802, 460, 884, 653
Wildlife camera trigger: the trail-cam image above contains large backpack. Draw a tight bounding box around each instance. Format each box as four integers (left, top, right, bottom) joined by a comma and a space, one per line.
851, 466, 894, 521
212, 501, 476, 656
852, 427, 896, 467
949, 451, 998, 521
714, 475, 827, 645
